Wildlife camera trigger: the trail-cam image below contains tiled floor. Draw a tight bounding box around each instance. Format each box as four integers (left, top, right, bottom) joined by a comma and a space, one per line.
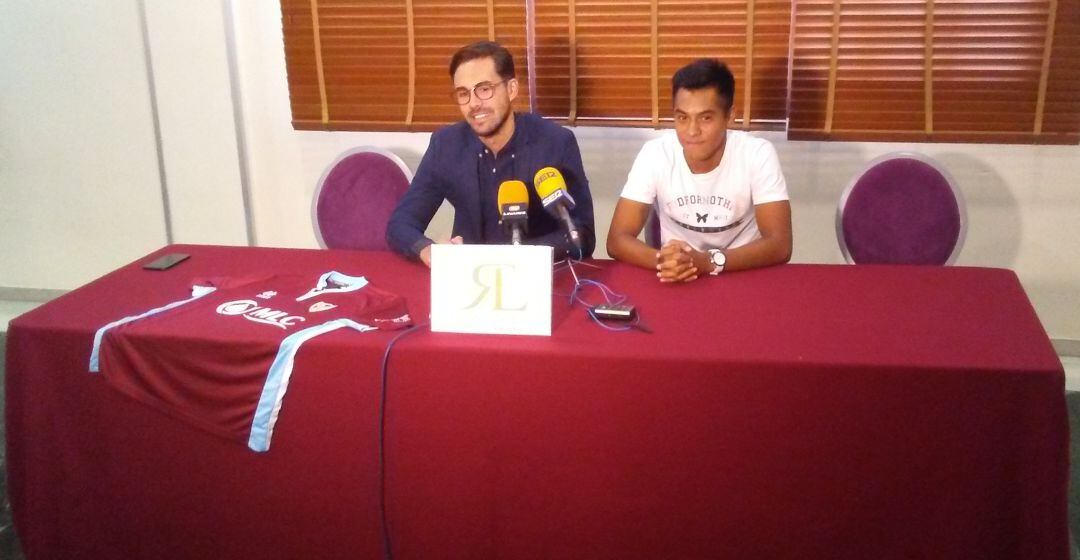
0, 301, 42, 331
1066, 356, 1080, 392
2, 302, 35, 559
0, 332, 22, 560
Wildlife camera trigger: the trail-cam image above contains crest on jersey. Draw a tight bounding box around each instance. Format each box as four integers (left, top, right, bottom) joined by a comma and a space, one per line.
308, 301, 337, 313
296, 272, 369, 302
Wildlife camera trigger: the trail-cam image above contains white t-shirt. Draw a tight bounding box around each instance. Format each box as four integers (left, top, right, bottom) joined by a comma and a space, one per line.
620, 130, 789, 251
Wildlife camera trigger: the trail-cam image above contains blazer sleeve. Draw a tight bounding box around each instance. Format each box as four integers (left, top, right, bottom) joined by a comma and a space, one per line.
386, 136, 447, 259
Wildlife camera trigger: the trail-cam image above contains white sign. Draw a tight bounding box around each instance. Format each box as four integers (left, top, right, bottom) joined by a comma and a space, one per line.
430, 244, 553, 336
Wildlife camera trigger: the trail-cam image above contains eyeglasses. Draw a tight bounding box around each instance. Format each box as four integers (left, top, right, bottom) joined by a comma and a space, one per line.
451, 81, 506, 105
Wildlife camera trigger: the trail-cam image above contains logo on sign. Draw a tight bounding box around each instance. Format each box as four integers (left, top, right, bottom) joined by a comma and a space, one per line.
216, 300, 305, 330
464, 264, 527, 311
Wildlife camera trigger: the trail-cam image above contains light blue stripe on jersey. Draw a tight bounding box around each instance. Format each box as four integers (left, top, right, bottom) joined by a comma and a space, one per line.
89, 287, 218, 373
247, 318, 375, 452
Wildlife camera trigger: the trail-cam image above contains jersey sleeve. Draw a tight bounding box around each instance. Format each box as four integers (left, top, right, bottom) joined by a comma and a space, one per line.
352, 285, 413, 330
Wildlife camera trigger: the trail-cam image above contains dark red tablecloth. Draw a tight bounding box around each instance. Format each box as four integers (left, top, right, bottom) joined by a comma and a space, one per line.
5, 244, 1067, 559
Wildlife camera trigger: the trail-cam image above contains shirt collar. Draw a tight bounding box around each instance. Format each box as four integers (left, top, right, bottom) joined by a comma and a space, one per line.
470, 112, 531, 156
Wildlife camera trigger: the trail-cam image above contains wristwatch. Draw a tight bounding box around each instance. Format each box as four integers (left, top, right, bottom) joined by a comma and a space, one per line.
708, 249, 726, 275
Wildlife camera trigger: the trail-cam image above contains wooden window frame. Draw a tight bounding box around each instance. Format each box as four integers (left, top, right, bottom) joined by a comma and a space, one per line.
281, 0, 1079, 144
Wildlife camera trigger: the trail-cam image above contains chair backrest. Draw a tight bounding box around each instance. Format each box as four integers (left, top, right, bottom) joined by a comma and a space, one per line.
837, 152, 965, 265
644, 205, 662, 249
312, 147, 413, 251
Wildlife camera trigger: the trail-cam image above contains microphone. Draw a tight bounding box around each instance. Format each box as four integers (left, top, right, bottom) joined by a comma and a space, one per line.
533, 167, 582, 251
497, 180, 529, 245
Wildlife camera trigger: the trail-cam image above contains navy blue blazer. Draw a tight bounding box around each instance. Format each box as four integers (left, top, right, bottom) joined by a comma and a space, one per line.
386, 112, 595, 260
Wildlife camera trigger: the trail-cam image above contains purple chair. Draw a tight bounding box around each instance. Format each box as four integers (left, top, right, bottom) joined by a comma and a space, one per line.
312, 147, 413, 251
644, 205, 662, 249
837, 152, 965, 265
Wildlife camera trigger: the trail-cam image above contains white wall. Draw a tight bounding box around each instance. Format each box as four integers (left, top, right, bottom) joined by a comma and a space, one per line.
0, 0, 248, 294
143, 0, 249, 245
0, 0, 167, 288
3, 1, 1078, 341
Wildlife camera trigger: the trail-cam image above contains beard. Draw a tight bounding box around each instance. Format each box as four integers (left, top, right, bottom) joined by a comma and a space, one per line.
469, 107, 512, 139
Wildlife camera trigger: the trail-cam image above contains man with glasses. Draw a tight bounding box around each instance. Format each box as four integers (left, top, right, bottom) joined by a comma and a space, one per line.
387, 41, 595, 266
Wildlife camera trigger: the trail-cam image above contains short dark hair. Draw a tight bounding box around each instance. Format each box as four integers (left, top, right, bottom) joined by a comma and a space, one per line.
449, 41, 516, 81
671, 59, 735, 113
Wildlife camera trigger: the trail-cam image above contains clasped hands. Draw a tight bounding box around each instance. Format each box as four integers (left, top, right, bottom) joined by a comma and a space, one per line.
655, 240, 713, 283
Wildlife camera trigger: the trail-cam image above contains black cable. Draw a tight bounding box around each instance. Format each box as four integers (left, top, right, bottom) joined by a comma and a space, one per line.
377, 322, 426, 560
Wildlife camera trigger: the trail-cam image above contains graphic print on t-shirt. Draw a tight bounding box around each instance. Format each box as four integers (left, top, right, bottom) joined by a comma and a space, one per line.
665, 191, 739, 233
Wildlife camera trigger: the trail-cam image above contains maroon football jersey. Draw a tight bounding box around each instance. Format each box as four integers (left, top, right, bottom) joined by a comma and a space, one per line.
89, 271, 411, 451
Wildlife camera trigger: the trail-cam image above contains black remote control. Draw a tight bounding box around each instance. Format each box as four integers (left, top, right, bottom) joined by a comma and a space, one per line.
592, 303, 636, 321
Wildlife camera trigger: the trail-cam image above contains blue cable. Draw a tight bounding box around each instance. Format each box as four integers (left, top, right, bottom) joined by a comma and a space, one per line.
568, 278, 627, 308
556, 261, 650, 333
579, 280, 625, 306
378, 322, 426, 560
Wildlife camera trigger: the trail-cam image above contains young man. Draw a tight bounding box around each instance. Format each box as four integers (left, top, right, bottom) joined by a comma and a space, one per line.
386, 41, 595, 266
606, 59, 792, 282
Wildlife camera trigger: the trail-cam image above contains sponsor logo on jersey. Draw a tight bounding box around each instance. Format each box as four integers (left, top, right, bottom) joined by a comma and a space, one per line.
308, 301, 337, 313
216, 300, 305, 329
256, 291, 277, 300
376, 313, 412, 324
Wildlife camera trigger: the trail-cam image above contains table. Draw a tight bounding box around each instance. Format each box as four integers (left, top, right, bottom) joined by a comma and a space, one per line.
5, 244, 1067, 559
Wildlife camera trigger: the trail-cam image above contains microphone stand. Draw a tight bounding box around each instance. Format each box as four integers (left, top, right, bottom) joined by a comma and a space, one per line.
554, 259, 601, 284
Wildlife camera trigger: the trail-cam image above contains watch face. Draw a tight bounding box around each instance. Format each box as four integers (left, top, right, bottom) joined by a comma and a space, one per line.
712, 251, 725, 267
